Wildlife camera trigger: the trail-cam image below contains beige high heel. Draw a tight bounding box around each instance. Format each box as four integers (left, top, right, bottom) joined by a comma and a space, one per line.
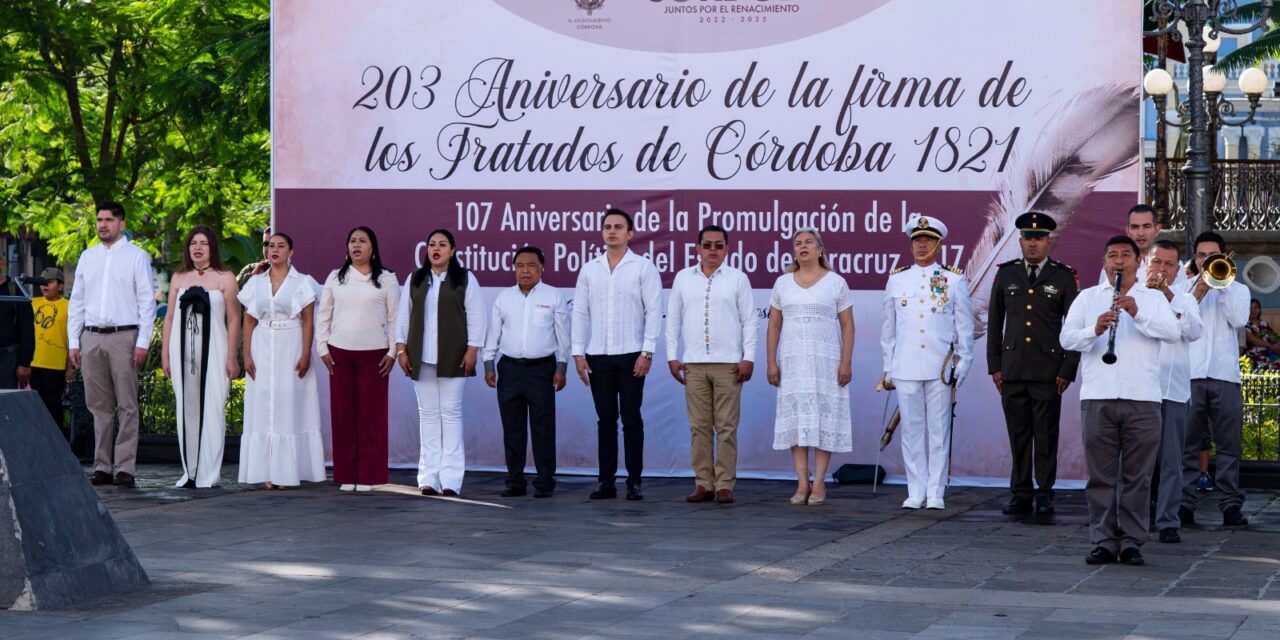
789, 489, 810, 505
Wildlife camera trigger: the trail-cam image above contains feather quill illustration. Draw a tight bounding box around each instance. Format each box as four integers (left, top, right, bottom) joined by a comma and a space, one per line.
965, 84, 1140, 339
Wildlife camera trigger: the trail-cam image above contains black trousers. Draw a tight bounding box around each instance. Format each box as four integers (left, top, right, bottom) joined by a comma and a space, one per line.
587, 352, 645, 488
0, 345, 17, 389
29, 366, 67, 431
496, 356, 557, 491
1002, 380, 1061, 498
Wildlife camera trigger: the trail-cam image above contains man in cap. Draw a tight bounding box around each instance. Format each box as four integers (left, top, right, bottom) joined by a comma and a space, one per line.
988, 212, 1081, 516
881, 215, 974, 510
30, 267, 74, 434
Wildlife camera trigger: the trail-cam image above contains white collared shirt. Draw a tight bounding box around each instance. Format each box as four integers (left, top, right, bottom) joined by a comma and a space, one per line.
1186, 279, 1250, 383
571, 249, 662, 357
1156, 290, 1203, 403
394, 270, 485, 365
1060, 282, 1180, 402
482, 282, 570, 366
67, 238, 157, 350
315, 267, 400, 357
665, 263, 758, 364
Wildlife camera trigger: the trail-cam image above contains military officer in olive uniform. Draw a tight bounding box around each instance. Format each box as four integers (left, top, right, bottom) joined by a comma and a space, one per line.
988, 212, 1080, 516
881, 215, 974, 511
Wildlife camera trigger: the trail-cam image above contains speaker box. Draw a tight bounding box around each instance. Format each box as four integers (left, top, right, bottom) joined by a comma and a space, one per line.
832, 463, 886, 485
0, 390, 149, 610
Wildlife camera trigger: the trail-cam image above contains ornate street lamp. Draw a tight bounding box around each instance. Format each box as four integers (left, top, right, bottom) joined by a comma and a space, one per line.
1143, 0, 1272, 258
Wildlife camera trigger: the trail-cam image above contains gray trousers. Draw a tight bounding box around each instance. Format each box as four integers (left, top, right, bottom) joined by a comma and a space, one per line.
1082, 400, 1161, 553
1155, 400, 1187, 530
1181, 378, 1246, 512
81, 330, 141, 475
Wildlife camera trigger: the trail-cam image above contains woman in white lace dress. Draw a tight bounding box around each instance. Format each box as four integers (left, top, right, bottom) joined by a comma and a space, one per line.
766, 229, 854, 505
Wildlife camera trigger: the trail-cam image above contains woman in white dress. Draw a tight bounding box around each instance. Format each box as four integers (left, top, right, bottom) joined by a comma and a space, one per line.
239, 232, 326, 488
162, 225, 241, 488
766, 228, 854, 506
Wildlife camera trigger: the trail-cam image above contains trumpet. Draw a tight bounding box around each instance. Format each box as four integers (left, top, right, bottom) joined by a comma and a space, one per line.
1191, 252, 1237, 302
1144, 270, 1167, 290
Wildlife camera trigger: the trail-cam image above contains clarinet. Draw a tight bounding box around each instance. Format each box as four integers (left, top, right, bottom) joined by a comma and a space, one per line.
1101, 269, 1121, 365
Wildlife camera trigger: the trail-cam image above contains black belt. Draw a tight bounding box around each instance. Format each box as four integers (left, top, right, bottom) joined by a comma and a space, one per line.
85, 325, 138, 334
502, 355, 555, 367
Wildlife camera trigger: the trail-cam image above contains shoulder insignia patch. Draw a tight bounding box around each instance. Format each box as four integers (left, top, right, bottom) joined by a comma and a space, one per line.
945, 265, 965, 276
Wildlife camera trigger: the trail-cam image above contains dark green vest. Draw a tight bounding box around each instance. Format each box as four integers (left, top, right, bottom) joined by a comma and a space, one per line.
405, 269, 471, 380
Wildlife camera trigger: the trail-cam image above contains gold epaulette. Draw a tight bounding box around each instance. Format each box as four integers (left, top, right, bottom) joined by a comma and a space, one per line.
889, 265, 908, 275
945, 265, 965, 276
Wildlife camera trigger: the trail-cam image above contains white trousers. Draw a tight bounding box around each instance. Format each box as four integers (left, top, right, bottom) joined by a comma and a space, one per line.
412, 366, 467, 492
894, 378, 952, 499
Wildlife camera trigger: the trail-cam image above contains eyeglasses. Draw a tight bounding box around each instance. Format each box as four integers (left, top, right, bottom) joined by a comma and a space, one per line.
700, 242, 726, 250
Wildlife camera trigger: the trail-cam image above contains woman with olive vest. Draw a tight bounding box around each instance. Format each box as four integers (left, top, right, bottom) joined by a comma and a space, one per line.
395, 229, 486, 497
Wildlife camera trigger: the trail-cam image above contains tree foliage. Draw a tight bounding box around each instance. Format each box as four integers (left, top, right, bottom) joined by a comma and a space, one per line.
0, 0, 269, 265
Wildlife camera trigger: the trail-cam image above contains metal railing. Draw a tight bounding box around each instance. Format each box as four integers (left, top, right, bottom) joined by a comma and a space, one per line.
1144, 159, 1280, 231
1242, 369, 1280, 462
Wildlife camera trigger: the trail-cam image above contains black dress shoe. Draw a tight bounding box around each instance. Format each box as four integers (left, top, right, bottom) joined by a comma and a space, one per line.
1119, 548, 1144, 566
1035, 496, 1055, 515
1223, 506, 1249, 527
589, 485, 617, 500
89, 471, 114, 486
1085, 547, 1117, 565
181, 479, 196, 489
1002, 497, 1032, 515
625, 485, 644, 501
1158, 527, 1181, 543
533, 488, 553, 498
1179, 505, 1196, 526
499, 487, 527, 497
114, 472, 136, 488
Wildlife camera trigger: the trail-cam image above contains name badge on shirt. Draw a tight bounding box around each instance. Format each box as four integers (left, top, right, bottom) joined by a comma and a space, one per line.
1006, 284, 1019, 295
1042, 284, 1058, 296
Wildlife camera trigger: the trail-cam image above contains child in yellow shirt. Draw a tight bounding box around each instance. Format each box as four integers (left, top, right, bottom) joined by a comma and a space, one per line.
31, 267, 72, 434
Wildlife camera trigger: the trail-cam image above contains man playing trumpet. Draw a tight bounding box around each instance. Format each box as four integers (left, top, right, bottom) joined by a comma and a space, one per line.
1060, 236, 1179, 566
1180, 231, 1251, 528
1146, 241, 1203, 544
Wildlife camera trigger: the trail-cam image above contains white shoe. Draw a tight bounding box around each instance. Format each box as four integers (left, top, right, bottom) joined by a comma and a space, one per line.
355, 484, 374, 492
902, 497, 925, 509
339, 484, 355, 492
926, 497, 945, 510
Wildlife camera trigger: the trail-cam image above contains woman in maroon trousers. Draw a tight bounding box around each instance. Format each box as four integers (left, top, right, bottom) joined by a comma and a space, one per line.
315, 226, 400, 492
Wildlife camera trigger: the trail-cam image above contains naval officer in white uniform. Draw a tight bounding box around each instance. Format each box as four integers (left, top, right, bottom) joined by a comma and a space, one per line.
881, 215, 974, 510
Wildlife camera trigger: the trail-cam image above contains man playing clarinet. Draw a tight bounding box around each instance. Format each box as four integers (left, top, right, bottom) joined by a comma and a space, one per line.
1060, 236, 1179, 566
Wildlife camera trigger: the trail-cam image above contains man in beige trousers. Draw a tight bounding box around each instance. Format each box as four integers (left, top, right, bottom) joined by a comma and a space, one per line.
666, 224, 758, 504
67, 201, 156, 488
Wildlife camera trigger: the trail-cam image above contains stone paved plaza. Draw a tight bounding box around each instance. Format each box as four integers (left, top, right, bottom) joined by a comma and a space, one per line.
3, 465, 1280, 639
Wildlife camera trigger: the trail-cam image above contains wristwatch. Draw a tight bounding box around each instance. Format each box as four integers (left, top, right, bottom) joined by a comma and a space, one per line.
640, 351, 653, 360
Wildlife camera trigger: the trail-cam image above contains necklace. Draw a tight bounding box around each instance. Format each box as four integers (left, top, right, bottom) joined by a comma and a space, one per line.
193, 263, 211, 276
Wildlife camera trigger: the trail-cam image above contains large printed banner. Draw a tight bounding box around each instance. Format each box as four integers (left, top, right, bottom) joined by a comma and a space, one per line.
273, 0, 1142, 483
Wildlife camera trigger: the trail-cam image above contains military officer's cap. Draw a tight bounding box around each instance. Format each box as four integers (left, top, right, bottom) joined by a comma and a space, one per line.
905, 215, 947, 241
1015, 211, 1055, 238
